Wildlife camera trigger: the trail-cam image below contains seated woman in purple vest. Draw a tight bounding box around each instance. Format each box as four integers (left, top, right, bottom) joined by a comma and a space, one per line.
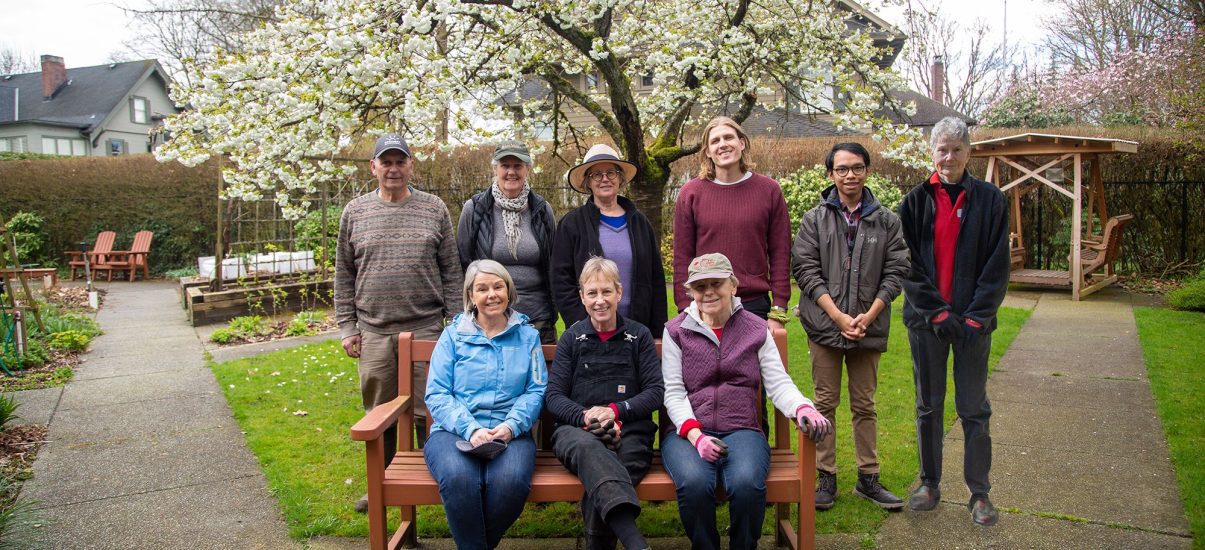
661, 252, 832, 550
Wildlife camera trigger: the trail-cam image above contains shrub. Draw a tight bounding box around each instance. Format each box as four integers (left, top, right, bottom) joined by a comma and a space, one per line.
46, 331, 90, 351
3, 212, 47, 266
1167, 279, 1205, 311
284, 319, 314, 337
779, 165, 903, 235
209, 328, 236, 344
229, 315, 270, 337
0, 477, 42, 550
0, 394, 19, 432
164, 266, 200, 279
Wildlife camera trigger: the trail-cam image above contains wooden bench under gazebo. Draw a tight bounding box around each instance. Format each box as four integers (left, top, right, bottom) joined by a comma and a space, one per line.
971, 133, 1138, 300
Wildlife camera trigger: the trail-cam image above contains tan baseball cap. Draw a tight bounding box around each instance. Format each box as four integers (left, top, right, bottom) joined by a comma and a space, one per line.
685, 253, 734, 285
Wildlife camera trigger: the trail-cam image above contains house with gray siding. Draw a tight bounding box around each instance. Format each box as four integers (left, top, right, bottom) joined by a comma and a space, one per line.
0, 55, 179, 156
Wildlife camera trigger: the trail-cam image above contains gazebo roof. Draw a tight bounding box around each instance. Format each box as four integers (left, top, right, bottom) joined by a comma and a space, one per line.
970, 133, 1138, 157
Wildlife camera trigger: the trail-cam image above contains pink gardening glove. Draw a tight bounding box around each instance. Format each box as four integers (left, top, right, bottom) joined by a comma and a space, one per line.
694, 435, 726, 463
795, 405, 832, 442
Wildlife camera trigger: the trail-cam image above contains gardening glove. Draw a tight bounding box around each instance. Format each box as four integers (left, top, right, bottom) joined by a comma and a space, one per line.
962, 317, 984, 340
931, 311, 964, 343
795, 405, 832, 442
694, 435, 726, 463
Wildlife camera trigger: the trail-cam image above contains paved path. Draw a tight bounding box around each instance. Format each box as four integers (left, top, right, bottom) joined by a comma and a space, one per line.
17, 281, 297, 549
876, 287, 1192, 549
11, 283, 1194, 549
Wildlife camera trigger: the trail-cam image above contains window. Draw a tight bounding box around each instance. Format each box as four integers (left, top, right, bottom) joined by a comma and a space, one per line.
585, 72, 599, 91
130, 96, 149, 124
0, 136, 26, 153
641, 73, 655, 87
41, 137, 86, 156
107, 138, 128, 156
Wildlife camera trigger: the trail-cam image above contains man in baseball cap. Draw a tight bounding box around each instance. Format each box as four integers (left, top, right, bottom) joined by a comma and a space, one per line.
338, 132, 463, 514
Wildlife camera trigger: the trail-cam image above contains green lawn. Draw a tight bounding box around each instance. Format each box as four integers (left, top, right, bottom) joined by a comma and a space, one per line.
210, 286, 1030, 541
1133, 307, 1205, 549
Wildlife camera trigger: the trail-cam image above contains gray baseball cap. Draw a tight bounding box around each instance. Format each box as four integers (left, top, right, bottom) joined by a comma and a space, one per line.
492, 140, 532, 164
373, 134, 412, 159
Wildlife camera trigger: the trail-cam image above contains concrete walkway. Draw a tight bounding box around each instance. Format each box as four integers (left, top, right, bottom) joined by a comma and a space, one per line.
876, 287, 1192, 549
16, 281, 297, 549
10, 283, 1194, 549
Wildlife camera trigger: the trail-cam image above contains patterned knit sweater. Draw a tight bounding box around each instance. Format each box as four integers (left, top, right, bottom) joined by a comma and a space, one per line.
335, 188, 463, 339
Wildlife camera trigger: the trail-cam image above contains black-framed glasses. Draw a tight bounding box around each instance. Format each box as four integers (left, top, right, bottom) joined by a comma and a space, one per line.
588, 169, 623, 182
833, 165, 867, 177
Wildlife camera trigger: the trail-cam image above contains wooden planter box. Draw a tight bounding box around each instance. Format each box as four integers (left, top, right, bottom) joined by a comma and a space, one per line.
181, 274, 333, 326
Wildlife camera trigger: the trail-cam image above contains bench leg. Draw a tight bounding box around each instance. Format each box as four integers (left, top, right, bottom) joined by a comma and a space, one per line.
395, 505, 417, 549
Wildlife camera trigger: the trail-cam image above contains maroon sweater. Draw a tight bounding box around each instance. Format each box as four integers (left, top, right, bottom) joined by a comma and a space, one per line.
672, 172, 792, 311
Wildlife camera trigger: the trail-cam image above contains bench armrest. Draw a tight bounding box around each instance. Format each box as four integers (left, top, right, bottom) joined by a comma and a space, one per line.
350, 395, 411, 441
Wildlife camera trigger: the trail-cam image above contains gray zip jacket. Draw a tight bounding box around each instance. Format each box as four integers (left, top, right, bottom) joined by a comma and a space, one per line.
790, 185, 910, 351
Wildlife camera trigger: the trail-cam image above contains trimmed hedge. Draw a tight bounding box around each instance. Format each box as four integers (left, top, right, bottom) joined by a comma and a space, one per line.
0, 154, 219, 273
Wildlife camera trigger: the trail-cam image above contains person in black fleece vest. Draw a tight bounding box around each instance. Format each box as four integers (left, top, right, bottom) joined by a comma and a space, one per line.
898, 117, 1010, 527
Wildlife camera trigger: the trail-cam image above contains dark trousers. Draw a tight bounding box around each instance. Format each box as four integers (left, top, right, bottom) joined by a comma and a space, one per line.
908, 327, 993, 496
552, 424, 654, 550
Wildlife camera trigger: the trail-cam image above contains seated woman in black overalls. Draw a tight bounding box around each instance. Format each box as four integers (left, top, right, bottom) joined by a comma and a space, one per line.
544, 256, 663, 550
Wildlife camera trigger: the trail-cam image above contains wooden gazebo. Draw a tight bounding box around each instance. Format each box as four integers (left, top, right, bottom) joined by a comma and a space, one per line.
970, 133, 1138, 300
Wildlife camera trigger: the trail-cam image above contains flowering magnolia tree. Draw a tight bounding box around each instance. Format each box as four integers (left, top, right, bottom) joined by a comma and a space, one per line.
157, 0, 926, 229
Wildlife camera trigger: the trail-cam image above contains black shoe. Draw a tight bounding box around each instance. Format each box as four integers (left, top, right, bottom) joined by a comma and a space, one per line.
814, 470, 837, 510
354, 494, 368, 514
969, 494, 999, 526
907, 484, 941, 511
854, 473, 904, 510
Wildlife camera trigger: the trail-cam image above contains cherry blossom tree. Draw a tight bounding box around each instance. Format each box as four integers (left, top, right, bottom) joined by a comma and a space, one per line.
156, 0, 927, 229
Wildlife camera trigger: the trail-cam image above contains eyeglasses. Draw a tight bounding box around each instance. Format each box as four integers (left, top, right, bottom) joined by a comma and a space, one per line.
833, 165, 867, 177
588, 169, 623, 182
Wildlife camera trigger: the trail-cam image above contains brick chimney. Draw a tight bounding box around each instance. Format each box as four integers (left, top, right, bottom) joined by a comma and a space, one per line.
930, 55, 945, 106
41, 55, 67, 100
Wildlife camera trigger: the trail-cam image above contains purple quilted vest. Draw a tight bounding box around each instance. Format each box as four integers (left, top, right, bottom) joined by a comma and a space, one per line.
666, 308, 766, 433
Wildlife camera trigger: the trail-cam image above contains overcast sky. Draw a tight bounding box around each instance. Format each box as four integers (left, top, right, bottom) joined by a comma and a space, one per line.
1, 0, 1052, 70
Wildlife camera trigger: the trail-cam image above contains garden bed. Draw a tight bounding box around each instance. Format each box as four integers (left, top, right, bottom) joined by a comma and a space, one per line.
181, 272, 333, 326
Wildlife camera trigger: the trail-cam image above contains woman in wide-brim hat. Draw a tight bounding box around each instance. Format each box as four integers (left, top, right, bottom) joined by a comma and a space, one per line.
550, 143, 667, 337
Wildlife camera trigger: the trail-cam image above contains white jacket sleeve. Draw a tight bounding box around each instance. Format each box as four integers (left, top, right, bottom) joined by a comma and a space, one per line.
660, 328, 697, 433
758, 329, 812, 417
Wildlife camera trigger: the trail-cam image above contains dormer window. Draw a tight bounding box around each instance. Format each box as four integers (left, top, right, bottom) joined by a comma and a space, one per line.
131, 96, 149, 124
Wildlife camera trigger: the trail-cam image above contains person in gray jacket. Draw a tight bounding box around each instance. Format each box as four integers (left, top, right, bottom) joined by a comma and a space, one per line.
790, 142, 910, 511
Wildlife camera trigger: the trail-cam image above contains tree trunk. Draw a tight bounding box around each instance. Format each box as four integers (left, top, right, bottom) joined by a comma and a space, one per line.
626, 158, 673, 244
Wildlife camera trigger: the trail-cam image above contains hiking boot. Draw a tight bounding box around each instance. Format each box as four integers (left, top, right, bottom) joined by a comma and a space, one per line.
969, 494, 999, 526
354, 494, 369, 514
853, 473, 904, 510
907, 484, 940, 511
814, 470, 837, 510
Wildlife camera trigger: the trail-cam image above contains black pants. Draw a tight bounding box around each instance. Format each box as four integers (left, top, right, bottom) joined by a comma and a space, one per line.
908, 327, 993, 496
552, 423, 654, 550
741, 295, 772, 434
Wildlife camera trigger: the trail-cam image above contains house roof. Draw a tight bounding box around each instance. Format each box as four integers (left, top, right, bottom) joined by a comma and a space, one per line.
970, 133, 1139, 157
0, 59, 171, 134
879, 89, 976, 128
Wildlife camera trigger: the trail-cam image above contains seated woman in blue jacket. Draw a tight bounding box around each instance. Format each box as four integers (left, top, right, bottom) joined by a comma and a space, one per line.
662, 253, 832, 550
424, 259, 547, 550
545, 257, 663, 550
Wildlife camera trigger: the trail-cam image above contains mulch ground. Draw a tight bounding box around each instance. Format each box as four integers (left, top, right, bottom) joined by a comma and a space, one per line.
0, 424, 48, 495
42, 286, 106, 312
214, 317, 338, 346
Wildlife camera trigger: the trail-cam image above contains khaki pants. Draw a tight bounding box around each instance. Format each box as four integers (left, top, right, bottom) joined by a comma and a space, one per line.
359, 324, 443, 460
808, 339, 882, 475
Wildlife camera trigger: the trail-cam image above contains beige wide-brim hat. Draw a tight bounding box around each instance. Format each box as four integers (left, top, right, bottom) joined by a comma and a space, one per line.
566, 144, 639, 195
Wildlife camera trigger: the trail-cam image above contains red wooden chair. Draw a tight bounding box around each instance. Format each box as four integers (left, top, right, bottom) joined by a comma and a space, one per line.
65, 231, 116, 280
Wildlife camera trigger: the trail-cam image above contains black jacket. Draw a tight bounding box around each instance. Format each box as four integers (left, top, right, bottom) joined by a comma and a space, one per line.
898, 171, 1011, 332
543, 315, 664, 434
550, 195, 667, 337
457, 188, 555, 273
791, 186, 909, 351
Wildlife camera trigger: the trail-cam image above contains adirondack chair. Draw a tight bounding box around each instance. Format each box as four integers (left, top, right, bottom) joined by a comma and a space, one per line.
65, 231, 117, 280
97, 231, 155, 281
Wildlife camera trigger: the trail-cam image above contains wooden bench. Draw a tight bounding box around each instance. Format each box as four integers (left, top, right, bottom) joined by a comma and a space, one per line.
351, 329, 816, 550
0, 267, 57, 288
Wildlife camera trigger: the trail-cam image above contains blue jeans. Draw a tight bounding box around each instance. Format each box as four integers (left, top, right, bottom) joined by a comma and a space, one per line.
661, 429, 770, 550
424, 430, 535, 550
